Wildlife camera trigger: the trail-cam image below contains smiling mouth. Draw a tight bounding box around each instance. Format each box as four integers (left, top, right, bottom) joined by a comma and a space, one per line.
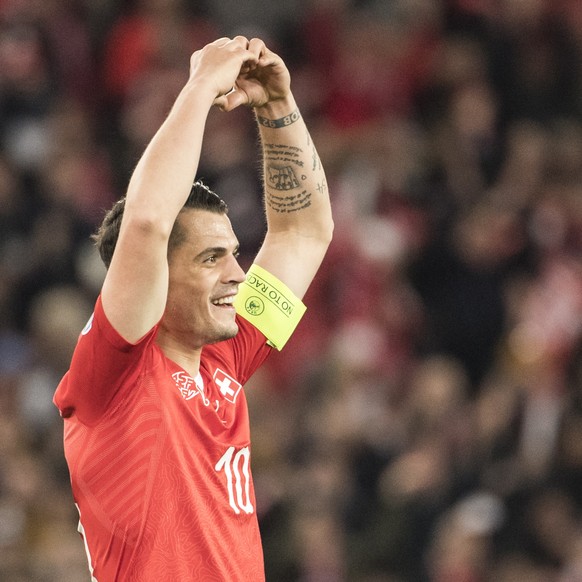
211, 295, 236, 308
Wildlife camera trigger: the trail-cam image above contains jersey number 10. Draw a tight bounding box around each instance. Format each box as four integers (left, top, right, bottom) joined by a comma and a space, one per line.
215, 446, 254, 515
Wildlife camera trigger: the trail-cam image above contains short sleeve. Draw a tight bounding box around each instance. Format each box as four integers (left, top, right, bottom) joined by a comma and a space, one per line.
53, 296, 158, 426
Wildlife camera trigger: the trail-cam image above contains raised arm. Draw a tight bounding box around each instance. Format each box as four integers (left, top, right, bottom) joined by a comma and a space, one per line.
254, 93, 333, 298
216, 40, 334, 299
101, 37, 258, 343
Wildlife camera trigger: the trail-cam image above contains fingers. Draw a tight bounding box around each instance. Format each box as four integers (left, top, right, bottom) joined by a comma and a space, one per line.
206, 36, 267, 69
226, 36, 261, 73
214, 36, 267, 66
203, 35, 283, 110
247, 37, 266, 59
211, 37, 231, 46
220, 35, 254, 54
204, 36, 256, 62
214, 84, 249, 112
190, 36, 259, 99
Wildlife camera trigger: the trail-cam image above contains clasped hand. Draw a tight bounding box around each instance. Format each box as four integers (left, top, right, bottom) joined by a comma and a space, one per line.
190, 36, 291, 112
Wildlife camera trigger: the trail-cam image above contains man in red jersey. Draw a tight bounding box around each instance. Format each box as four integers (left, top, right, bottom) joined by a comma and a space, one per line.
53, 36, 333, 581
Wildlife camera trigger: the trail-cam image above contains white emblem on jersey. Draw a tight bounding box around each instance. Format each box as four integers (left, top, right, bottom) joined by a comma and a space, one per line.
172, 371, 208, 403
81, 313, 94, 336
213, 369, 242, 404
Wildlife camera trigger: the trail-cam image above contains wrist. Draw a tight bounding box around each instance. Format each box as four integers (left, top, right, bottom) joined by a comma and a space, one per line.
180, 77, 220, 108
256, 108, 301, 130
254, 95, 299, 128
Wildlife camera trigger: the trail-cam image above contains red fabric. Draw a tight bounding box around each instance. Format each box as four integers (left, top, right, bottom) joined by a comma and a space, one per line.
54, 296, 272, 581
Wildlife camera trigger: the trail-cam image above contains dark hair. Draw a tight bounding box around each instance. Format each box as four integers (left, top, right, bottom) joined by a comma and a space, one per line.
93, 181, 228, 268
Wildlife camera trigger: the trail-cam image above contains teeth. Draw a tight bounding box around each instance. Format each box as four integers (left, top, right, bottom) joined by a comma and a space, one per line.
212, 296, 235, 306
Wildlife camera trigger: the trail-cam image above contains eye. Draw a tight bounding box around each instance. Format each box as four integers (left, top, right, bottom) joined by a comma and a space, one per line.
204, 255, 217, 264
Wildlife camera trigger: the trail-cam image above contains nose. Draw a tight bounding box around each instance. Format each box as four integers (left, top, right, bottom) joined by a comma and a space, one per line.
225, 253, 246, 284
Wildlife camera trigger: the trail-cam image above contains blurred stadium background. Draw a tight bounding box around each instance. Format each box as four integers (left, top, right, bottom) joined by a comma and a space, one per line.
1, 0, 582, 580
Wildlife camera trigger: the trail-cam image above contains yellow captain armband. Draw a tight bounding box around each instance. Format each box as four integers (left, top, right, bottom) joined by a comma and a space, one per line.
234, 264, 306, 350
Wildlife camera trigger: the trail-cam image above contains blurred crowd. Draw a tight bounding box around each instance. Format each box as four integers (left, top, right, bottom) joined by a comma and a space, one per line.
1, 0, 582, 580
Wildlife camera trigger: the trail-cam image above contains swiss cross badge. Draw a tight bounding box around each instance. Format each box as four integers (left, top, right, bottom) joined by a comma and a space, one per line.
213, 369, 242, 404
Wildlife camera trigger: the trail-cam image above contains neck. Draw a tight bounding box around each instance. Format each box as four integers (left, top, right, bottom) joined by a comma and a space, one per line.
156, 333, 203, 378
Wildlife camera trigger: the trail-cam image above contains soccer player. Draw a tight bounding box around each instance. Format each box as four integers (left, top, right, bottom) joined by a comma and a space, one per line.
53, 36, 333, 581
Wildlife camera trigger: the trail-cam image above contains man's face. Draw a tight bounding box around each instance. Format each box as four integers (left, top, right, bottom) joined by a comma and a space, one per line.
162, 208, 246, 348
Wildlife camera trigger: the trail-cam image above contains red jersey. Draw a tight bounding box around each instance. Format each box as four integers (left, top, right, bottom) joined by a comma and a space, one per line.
54, 296, 272, 581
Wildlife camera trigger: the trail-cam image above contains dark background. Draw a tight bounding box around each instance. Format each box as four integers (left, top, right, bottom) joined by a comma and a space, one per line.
1, 1, 582, 580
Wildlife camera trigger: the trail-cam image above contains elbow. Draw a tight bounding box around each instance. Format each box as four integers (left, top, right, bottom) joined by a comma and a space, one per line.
307, 218, 334, 260
320, 216, 335, 247
122, 211, 174, 243
123, 197, 175, 240
305, 215, 334, 250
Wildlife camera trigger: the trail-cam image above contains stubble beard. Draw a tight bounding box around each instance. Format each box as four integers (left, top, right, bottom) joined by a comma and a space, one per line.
205, 320, 239, 346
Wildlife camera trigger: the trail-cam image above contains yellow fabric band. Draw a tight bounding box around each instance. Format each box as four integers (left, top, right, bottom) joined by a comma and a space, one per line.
234, 264, 306, 350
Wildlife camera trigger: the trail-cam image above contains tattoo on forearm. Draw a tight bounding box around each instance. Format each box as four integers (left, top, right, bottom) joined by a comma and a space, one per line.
266, 190, 312, 213
265, 142, 307, 192
257, 108, 301, 129
264, 144, 304, 168
267, 165, 301, 190
263, 131, 325, 214
306, 132, 321, 172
